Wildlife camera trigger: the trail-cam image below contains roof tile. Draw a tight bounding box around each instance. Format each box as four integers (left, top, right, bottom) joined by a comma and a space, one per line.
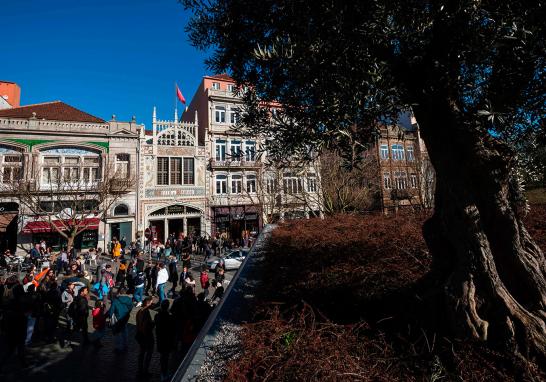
0, 101, 105, 123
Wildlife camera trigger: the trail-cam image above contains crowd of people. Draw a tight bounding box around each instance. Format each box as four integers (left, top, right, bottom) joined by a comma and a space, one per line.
0, 232, 237, 381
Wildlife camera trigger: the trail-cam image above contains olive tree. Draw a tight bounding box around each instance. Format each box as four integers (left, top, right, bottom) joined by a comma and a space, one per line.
182, 0, 546, 363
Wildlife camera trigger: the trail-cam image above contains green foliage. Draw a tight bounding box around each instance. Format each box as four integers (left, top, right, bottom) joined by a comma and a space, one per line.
182, 0, 545, 166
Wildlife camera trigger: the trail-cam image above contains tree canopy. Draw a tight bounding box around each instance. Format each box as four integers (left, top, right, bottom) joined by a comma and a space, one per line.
184, 0, 545, 165
183, 0, 546, 366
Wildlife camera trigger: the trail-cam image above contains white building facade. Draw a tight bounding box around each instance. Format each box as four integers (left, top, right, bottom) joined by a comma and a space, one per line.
137, 108, 208, 243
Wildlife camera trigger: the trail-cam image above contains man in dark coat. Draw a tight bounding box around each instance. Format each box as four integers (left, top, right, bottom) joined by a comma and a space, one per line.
155, 299, 176, 380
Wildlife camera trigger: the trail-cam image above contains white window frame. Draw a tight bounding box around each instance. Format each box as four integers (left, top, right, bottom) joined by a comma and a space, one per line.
212, 82, 220, 90
380, 144, 389, 160
391, 144, 405, 161
406, 145, 415, 161
215, 106, 226, 123
231, 174, 242, 194
230, 140, 242, 161
244, 140, 256, 161
215, 174, 227, 194
246, 174, 256, 193
215, 140, 227, 161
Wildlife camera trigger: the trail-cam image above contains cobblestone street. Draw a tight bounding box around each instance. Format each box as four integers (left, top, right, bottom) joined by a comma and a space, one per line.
0, 255, 231, 382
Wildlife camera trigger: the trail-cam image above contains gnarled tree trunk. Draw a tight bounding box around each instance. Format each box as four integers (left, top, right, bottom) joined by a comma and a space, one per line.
413, 98, 546, 365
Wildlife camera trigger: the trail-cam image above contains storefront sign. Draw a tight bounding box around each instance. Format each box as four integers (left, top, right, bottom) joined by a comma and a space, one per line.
145, 187, 205, 198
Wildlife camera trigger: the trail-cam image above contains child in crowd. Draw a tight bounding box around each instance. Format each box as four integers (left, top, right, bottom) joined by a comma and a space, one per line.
92, 300, 107, 347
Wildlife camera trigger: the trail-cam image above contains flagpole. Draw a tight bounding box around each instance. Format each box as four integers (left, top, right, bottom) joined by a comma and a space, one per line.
174, 82, 177, 121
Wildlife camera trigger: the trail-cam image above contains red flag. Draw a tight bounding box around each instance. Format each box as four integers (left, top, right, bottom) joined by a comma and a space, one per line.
176, 84, 186, 104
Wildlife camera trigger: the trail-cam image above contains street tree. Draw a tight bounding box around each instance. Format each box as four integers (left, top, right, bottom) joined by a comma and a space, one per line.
183, 0, 546, 364
319, 150, 380, 214
6, 161, 134, 249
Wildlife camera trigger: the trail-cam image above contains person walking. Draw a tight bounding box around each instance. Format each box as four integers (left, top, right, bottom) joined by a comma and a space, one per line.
135, 297, 154, 377
111, 237, 121, 262
108, 288, 133, 352
155, 299, 176, 381
144, 260, 153, 295
133, 267, 146, 307
156, 262, 169, 304
70, 286, 90, 345
61, 282, 75, 331
167, 256, 179, 297
199, 266, 210, 301
91, 300, 107, 347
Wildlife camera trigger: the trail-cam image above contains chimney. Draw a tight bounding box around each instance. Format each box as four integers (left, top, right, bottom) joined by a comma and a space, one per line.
0, 81, 21, 108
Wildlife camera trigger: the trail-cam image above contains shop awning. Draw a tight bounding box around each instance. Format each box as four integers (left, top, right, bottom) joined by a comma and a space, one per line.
22, 218, 100, 234
0, 213, 17, 233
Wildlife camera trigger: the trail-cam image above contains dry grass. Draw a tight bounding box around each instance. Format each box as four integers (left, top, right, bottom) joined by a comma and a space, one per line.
225, 209, 546, 382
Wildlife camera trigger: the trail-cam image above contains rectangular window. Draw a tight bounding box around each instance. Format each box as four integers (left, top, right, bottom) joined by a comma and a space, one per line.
84, 157, 99, 165
83, 167, 90, 182
394, 171, 407, 189
406, 145, 415, 161
170, 158, 182, 185
227, 84, 235, 92
383, 172, 391, 189
216, 175, 227, 194
157, 157, 169, 185
266, 178, 277, 194
246, 174, 256, 193
4, 155, 22, 163
2, 168, 12, 184
245, 140, 256, 161
307, 175, 317, 192
116, 154, 130, 177
380, 144, 389, 160
70, 167, 79, 181
91, 167, 100, 182
215, 140, 226, 161
212, 82, 220, 90
183, 158, 194, 185
283, 174, 302, 194
215, 106, 226, 123
65, 157, 79, 165
230, 140, 242, 160
44, 157, 60, 165
231, 175, 242, 194
230, 107, 239, 124
410, 173, 418, 188
391, 144, 405, 161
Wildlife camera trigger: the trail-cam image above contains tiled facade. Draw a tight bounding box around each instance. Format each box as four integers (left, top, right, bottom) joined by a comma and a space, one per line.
0, 78, 324, 253
0, 100, 142, 253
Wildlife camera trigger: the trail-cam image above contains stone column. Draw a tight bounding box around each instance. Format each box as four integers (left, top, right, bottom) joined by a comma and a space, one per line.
164, 218, 169, 243
183, 217, 188, 236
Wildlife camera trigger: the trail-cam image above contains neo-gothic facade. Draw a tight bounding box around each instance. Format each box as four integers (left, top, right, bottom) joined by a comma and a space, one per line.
137, 107, 208, 243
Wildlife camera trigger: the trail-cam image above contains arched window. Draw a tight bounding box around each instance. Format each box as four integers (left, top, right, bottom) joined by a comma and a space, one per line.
114, 204, 129, 216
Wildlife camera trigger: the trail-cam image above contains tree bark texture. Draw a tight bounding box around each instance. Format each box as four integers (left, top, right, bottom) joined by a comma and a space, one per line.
412, 98, 546, 363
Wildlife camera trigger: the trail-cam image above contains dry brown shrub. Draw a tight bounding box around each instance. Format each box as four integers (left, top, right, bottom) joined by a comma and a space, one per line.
225, 210, 545, 381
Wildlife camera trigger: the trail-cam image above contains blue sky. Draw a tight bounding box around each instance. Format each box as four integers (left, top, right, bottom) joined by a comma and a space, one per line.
1, 0, 210, 128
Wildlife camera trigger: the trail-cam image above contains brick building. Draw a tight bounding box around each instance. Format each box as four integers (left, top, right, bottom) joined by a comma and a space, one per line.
375, 113, 434, 212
